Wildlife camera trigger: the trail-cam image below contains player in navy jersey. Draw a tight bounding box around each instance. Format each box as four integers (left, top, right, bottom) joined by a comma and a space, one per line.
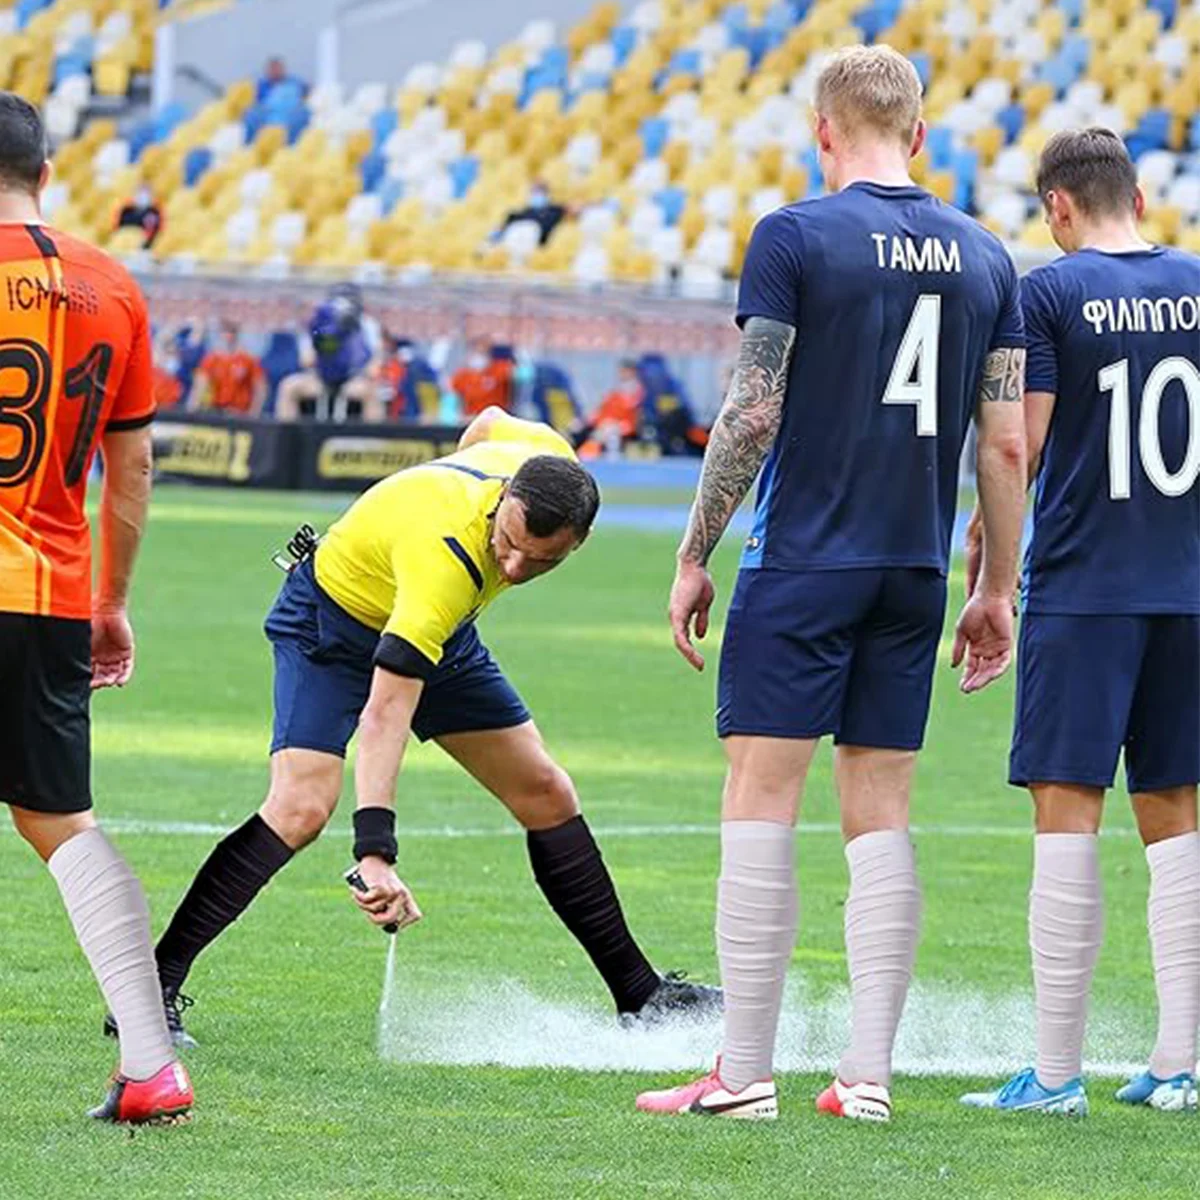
636, 45, 1029, 1122
961, 129, 1200, 1118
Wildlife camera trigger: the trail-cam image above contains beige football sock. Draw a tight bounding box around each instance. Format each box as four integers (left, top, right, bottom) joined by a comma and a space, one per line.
1146, 832, 1200, 1080
1030, 833, 1103, 1089
716, 820, 798, 1094
836, 829, 923, 1089
49, 828, 174, 1081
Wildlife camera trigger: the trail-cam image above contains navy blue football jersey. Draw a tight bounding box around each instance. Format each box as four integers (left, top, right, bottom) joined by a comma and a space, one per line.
737, 182, 1024, 574
1022, 247, 1200, 615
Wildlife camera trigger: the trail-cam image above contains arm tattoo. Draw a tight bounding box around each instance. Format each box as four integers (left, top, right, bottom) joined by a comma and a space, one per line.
678, 316, 796, 566
977, 347, 1026, 405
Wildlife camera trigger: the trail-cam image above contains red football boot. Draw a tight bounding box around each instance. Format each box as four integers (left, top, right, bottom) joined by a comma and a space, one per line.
89, 1060, 194, 1124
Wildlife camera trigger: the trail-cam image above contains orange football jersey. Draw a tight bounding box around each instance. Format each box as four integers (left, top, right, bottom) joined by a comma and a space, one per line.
0, 223, 155, 619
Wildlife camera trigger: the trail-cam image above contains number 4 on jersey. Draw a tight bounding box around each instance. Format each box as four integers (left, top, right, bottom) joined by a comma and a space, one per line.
883, 294, 941, 437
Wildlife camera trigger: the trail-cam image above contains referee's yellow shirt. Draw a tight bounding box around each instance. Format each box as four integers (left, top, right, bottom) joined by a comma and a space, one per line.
314, 415, 575, 675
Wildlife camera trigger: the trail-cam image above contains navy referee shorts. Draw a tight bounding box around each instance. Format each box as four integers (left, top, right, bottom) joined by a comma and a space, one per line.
264, 559, 530, 757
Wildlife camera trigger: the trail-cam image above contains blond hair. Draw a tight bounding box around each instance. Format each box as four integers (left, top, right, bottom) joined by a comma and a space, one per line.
814, 45, 923, 145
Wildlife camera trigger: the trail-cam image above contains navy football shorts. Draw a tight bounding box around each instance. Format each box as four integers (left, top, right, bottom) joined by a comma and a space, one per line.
264, 560, 530, 757
1010, 613, 1200, 793
716, 566, 947, 749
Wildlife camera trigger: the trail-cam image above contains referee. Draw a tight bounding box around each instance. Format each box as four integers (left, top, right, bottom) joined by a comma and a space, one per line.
109, 407, 719, 1044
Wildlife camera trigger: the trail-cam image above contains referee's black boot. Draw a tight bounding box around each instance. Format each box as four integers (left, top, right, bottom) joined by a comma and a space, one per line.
103, 988, 198, 1050
621, 971, 724, 1028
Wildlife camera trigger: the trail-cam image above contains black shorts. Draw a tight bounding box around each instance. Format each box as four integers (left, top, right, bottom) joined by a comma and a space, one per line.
0, 613, 92, 813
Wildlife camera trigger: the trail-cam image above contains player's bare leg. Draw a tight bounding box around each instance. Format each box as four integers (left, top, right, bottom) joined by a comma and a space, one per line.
1118, 786, 1199, 1111
11, 805, 192, 1122
637, 735, 810, 1118
437, 722, 719, 1022
138, 748, 341, 1041
816, 746, 921, 1123
962, 784, 1101, 1116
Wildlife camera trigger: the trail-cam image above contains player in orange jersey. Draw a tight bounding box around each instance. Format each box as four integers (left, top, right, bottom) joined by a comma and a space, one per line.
0, 93, 193, 1124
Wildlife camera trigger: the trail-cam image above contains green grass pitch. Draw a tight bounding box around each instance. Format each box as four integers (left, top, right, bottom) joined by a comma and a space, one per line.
0, 485, 1193, 1200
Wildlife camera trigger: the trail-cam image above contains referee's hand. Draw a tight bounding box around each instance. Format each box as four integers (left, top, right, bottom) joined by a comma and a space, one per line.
669, 560, 716, 672
351, 856, 422, 931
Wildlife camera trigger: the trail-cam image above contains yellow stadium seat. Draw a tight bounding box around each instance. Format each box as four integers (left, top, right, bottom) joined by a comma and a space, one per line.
971, 124, 1005, 167
926, 171, 955, 203
1178, 224, 1200, 254
1021, 82, 1055, 121
679, 202, 707, 249
780, 165, 808, 199
254, 125, 287, 165
1019, 216, 1057, 250
93, 57, 131, 97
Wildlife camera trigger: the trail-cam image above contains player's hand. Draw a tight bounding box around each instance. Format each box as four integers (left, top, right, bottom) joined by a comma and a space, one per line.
669, 558, 715, 672
90, 607, 135, 690
350, 856, 422, 931
951, 592, 1014, 694
963, 507, 984, 598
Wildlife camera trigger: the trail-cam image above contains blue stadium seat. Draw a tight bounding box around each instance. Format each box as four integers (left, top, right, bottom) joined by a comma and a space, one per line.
53, 53, 90, 85
153, 101, 188, 141
1060, 35, 1090, 70
529, 363, 581, 432
732, 26, 779, 68
925, 124, 955, 170
15, 0, 52, 29
371, 108, 398, 147
653, 186, 687, 226
1190, 115, 1200, 152
1133, 109, 1171, 151
610, 25, 638, 66
952, 147, 978, 211
722, 3, 749, 30
1039, 54, 1080, 96
668, 49, 703, 77
380, 176, 405, 215
640, 117, 669, 158
909, 50, 931, 90
449, 155, 479, 199
996, 102, 1025, 145
183, 146, 212, 187
360, 149, 386, 193
1058, 0, 1084, 22
1148, 0, 1177, 28
128, 119, 159, 161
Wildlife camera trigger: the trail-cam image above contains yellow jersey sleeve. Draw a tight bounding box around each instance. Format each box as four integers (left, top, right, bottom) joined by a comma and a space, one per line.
375, 533, 485, 677
481, 412, 576, 459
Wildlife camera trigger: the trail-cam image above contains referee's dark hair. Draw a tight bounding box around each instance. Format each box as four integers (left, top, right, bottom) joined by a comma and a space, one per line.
1035, 128, 1138, 219
0, 92, 46, 195
510, 456, 600, 540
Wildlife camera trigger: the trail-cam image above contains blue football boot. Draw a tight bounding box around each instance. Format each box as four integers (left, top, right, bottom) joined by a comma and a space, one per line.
961, 1067, 1089, 1115
1115, 1070, 1197, 1112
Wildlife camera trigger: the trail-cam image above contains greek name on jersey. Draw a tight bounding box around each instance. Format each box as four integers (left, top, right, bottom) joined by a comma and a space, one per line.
1081, 294, 1200, 336
871, 233, 962, 273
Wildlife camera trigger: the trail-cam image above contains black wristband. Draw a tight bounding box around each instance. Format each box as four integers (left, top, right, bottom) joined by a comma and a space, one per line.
353, 807, 398, 865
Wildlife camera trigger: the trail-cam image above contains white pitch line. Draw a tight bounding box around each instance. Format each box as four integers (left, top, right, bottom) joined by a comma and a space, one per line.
0, 819, 1139, 839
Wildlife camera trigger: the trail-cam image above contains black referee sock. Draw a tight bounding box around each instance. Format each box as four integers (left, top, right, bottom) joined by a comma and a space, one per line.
527, 815, 660, 1014
155, 814, 294, 995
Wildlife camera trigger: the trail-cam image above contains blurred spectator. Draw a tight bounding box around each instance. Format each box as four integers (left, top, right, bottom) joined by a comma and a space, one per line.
637, 354, 709, 457
257, 56, 306, 103
451, 337, 515, 415
276, 284, 383, 422
193, 321, 266, 416
151, 330, 183, 411
115, 186, 162, 248
381, 335, 442, 422
500, 181, 568, 246
576, 359, 645, 457
172, 321, 208, 405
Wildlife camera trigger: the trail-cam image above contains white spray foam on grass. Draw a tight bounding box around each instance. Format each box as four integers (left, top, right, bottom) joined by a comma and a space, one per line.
377, 974, 1150, 1079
